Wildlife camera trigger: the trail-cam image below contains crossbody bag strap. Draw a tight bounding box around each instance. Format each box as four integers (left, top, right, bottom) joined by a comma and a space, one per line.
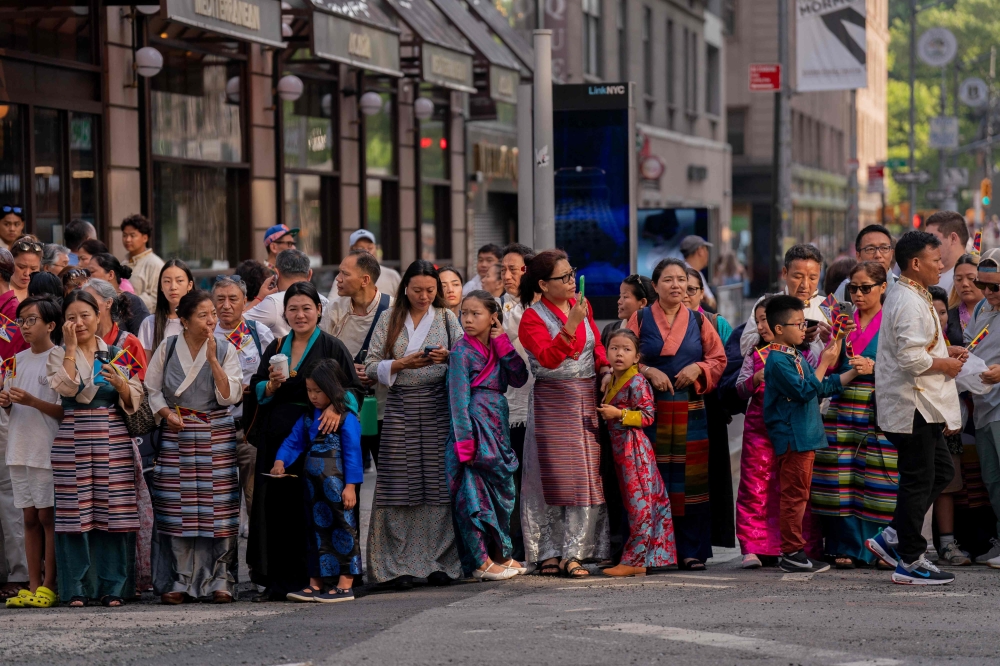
354, 293, 391, 365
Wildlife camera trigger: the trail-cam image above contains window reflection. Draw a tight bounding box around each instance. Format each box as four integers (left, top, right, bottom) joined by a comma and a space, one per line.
0, 6, 92, 63
0, 105, 24, 208
69, 112, 99, 227
283, 81, 334, 171
365, 93, 395, 176
284, 173, 323, 266
33, 108, 62, 244
154, 162, 235, 269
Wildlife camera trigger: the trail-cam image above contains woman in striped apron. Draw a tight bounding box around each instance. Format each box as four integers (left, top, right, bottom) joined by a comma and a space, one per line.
810, 261, 895, 568
625, 258, 727, 571
145, 289, 243, 604
518, 250, 612, 578
364, 260, 465, 589
46, 290, 144, 607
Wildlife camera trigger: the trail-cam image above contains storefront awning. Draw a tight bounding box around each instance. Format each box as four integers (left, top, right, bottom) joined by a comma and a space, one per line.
310, 0, 403, 77
161, 0, 285, 48
381, 0, 477, 94
463, 0, 533, 75
428, 0, 521, 104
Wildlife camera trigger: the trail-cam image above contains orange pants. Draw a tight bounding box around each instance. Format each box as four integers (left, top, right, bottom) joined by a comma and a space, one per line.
777, 450, 816, 555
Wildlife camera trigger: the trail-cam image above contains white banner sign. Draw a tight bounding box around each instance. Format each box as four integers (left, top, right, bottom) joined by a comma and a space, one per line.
796, 0, 867, 92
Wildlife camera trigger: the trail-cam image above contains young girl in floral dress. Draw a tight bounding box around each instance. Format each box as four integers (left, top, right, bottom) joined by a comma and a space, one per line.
597, 329, 676, 577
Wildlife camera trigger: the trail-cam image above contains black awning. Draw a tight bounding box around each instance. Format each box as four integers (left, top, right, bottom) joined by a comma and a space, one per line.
463, 0, 533, 74
310, 0, 398, 32
309, 0, 403, 76
381, 0, 477, 93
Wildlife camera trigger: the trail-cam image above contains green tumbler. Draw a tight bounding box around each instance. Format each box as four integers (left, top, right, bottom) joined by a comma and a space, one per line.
360, 395, 378, 436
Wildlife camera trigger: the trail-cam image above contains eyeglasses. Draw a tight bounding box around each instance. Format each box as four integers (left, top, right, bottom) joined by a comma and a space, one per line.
271, 239, 297, 248
847, 283, 882, 295
15, 316, 40, 328
2, 206, 23, 215
12, 240, 41, 253
544, 268, 577, 285
974, 280, 1000, 293
777, 321, 808, 331
686, 286, 702, 295
859, 244, 893, 257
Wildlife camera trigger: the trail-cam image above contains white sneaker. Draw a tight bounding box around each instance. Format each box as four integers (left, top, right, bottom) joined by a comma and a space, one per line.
472, 564, 518, 581
938, 542, 972, 566
987, 554, 1000, 570
975, 538, 1000, 564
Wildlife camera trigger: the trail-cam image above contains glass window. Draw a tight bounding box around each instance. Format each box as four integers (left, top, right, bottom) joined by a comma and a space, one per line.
365, 93, 395, 177
33, 108, 63, 244
0, 5, 92, 63
154, 162, 236, 269
642, 8, 652, 95
421, 183, 436, 261
583, 0, 601, 77
283, 79, 335, 172
727, 108, 746, 156
0, 104, 24, 208
283, 173, 323, 266
706, 45, 721, 116
617, 1, 627, 81
666, 20, 674, 106
69, 112, 99, 225
366, 177, 384, 249
419, 107, 448, 181
151, 52, 243, 162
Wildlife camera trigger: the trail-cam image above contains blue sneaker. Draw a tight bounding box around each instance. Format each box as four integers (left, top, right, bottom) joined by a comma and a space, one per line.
316, 587, 355, 604
865, 530, 899, 567
891, 557, 955, 585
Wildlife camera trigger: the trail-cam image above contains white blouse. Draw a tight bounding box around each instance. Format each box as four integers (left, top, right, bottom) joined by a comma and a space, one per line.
145, 334, 243, 414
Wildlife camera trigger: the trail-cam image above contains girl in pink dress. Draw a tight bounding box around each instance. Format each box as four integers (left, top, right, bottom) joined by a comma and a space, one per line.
734, 299, 781, 568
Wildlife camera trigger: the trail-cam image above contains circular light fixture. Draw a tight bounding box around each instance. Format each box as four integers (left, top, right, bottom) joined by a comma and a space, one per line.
359, 91, 384, 116
136, 5, 161, 15
321, 93, 333, 117
277, 74, 304, 102
226, 76, 241, 103
413, 97, 435, 121
134, 46, 164, 78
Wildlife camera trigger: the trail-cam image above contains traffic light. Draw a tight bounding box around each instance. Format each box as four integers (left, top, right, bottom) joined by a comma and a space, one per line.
982, 178, 993, 206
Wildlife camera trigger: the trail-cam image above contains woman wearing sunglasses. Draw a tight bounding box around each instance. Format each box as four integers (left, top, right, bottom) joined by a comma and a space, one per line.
0, 236, 43, 362
810, 261, 895, 570
518, 250, 612, 578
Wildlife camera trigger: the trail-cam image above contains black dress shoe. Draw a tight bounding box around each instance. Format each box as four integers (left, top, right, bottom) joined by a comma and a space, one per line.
394, 575, 414, 591
427, 571, 452, 586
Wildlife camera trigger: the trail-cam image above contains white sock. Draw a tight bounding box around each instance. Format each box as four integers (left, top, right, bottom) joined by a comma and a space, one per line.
883, 526, 898, 546
940, 534, 956, 549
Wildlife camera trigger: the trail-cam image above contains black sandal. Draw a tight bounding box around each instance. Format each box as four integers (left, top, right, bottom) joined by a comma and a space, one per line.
681, 559, 706, 571
68, 596, 89, 607
563, 558, 590, 578
538, 560, 561, 576
100, 595, 124, 607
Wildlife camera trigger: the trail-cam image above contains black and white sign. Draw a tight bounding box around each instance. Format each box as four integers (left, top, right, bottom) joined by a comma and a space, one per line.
960, 77, 989, 108
795, 0, 867, 92
943, 167, 969, 189
893, 170, 931, 185
917, 27, 958, 68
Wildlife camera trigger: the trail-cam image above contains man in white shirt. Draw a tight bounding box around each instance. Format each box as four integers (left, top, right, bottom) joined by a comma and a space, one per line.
349, 229, 401, 296
462, 243, 503, 295
833, 224, 899, 302
121, 214, 165, 311
245, 249, 328, 338
212, 276, 274, 535
739, 244, 831, 359
925, 211, 970, 297
680, 235, 716, 310
321, 250, 393, 470
869, 230, 964, 585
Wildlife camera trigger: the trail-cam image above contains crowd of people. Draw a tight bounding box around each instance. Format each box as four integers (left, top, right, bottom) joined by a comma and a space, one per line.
0, 203, 998, 610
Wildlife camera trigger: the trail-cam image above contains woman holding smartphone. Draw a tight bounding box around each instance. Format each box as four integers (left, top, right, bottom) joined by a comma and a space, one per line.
363, 260, 464, 589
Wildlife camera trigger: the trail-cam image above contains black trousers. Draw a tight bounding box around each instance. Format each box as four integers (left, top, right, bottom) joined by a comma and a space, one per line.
884, 411, 955, 563
509, 424, 526, 561
361, 420, 383, 468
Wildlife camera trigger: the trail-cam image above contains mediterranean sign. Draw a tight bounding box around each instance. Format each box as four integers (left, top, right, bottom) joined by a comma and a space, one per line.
489, 66, 519, 105
421, 43, 475, 93
796, 0, 867, 92
164, 0, 284, 47
312, 10, 401, 77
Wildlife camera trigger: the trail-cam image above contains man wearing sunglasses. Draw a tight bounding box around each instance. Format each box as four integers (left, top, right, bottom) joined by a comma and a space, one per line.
832, 224, 898, 302
0, 206, 24, 253
963, 248, 1000, 568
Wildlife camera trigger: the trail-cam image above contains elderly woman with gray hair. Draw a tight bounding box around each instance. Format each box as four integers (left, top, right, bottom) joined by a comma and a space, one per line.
42, 244, 71, 277
81, 278, 147, 381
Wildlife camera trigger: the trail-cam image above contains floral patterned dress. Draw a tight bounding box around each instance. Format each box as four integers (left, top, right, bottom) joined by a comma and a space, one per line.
602, 366, 677, 568
445, 333, 528, 572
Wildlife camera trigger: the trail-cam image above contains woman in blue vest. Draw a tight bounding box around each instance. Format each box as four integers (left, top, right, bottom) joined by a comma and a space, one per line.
625, 258, 727, 570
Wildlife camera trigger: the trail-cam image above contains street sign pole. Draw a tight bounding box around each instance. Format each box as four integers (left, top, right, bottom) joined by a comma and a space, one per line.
772, 0, 792, 287
908, 0, 917, 224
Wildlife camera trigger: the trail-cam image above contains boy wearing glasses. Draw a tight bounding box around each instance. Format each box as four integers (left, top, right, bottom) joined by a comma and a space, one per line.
0, 206, 25, 253
763, 295, 859, 574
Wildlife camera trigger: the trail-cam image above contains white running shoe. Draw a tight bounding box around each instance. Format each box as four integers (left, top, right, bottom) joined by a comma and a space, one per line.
938, 542, 972, 566
987, 553, 1000, 570
975, 538, 1000, 564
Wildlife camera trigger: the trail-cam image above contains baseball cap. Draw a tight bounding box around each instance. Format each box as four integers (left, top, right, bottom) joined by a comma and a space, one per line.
680, 235, 712, 256
350, 229, 377, 247
979, 248, 1000, 271
263, 224, 298, 248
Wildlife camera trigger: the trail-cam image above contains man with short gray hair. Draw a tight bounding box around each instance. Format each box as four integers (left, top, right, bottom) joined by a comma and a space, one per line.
245, 249, 328, 337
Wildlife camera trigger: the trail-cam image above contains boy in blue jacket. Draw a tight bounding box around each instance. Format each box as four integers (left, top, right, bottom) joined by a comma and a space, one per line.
763, 295, 862, 574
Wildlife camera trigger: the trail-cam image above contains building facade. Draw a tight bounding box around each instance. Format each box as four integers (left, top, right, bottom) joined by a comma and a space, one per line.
725, 0, 888, 291
0, 0, 527, 282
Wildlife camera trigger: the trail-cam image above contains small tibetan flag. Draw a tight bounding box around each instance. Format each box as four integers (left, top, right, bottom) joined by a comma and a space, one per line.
0, 313, 16, 344
0, 356, 16, 380
968, 326, 990, 352
755, 345, 770, 364
820, 293, 838, 310
832, 313, 850, 339
110, 348, 142, 380
176, 406, 209, 423
845, 339, 855, 358
973, 230, 983, 256
226, 320, 252, 350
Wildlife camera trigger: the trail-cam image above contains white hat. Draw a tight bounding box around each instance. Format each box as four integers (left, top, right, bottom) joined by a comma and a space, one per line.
350, 229, 377, 247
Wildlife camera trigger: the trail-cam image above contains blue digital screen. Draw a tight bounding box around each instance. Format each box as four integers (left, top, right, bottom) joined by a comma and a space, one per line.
553, 109, 630, 298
